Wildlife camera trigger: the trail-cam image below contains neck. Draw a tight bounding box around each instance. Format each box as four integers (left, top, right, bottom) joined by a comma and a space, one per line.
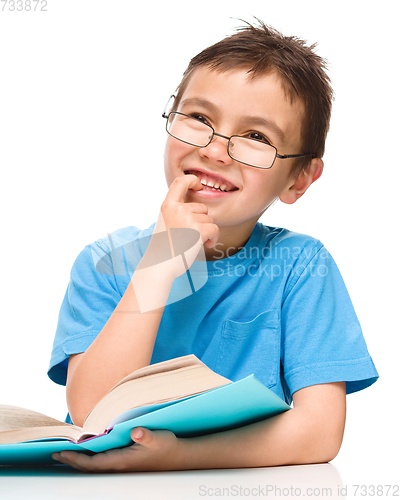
203, 223, 257, 261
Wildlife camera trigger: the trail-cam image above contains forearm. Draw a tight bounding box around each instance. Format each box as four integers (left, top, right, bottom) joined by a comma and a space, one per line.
66, 175, 220, 426
175, 399, 344, 470
67, 266, 174, 426
53, 383, 346, 472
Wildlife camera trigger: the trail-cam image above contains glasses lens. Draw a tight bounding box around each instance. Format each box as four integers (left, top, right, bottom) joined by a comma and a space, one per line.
167, 113, 212, 147
229, 136, 276, 169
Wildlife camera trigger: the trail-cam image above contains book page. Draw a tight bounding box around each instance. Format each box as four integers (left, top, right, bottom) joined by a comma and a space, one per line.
0, 405, 83, 445
0, 425, 83, 445
83, 364, 231, 435
0, 405, 71, 432
84, 355, 207, 428
110, 354, 204, 391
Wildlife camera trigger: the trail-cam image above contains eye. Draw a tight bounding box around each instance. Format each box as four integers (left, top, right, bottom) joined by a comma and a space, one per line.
189, 113, 210, 125
247, 131, 272, 145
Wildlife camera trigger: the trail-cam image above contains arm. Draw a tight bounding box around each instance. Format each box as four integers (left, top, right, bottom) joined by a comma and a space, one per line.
66, 174, 219, 426
178, 381, 346, 469
53, 381, 346, 471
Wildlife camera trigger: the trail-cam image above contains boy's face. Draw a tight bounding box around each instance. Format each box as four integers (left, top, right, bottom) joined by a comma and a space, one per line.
163, 67, 310, 240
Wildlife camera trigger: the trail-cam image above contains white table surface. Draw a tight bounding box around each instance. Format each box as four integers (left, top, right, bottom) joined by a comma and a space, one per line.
0, 463, 343, 500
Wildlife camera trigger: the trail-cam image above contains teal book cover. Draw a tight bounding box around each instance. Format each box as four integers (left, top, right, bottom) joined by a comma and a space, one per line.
0, 375, 290, 466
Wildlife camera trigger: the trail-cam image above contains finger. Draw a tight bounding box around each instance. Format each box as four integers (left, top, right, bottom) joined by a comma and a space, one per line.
53, 448, 134, 473
193, 213, 214, 223
52, 451, 92, 472
166, 175, 203, 203
185, 202, 209, 214
154, 202, 207, 237
203, 224, 220, 248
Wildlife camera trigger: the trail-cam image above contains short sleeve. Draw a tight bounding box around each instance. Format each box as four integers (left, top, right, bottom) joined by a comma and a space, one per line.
281, 246, 379, 396
47, 243, 125, 386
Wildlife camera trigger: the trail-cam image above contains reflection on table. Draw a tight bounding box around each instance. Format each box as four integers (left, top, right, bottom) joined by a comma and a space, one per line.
0, 462, 344, 499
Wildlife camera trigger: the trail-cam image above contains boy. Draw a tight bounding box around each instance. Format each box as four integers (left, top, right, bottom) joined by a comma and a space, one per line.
49, 21, 378, 471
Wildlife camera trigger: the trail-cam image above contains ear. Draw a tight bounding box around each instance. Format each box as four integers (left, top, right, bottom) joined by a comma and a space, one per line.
279, 158, 324, 205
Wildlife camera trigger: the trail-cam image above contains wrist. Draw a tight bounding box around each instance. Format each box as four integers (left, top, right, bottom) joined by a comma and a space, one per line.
131, 257, 181, 313
170, 437, 195, 471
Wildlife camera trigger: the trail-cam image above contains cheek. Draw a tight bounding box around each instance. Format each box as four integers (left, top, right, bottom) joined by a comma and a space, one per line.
244, 170, 288, 207
163, 139, 180, 185
163, 143, 174, 186
257, 167, 291, 192
164, 138, 194, 185
245, 171, 272, 196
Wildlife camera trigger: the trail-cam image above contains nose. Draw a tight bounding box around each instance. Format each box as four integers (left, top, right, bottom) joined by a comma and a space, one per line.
198, 132, 233, 166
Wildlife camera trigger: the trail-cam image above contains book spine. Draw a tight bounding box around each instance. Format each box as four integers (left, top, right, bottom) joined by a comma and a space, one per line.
76, 428, 113, 444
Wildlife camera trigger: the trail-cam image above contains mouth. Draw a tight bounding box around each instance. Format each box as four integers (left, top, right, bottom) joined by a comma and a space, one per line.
184, 170, 239, 192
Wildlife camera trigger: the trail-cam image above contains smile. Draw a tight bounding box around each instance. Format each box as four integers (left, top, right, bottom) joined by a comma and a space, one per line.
184, 170, 238, 192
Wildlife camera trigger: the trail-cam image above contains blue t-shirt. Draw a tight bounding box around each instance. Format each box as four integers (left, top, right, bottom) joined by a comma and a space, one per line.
48, 222, 378, 406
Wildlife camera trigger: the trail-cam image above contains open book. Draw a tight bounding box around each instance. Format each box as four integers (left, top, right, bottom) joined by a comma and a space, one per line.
0, 355, 290, 465
0, 355, 230, 445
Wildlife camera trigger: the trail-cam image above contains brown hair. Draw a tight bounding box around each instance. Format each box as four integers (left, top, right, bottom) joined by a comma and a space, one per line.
172, 20, 333, 176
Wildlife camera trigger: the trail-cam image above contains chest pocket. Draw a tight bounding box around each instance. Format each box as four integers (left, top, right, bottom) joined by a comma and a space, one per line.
215, 309, 280, 388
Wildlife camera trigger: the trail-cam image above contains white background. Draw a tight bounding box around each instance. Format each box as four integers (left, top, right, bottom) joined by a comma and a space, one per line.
0, 0, 399, 490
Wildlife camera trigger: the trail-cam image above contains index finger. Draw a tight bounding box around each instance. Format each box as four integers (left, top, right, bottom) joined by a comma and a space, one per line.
166, 174, 202, 203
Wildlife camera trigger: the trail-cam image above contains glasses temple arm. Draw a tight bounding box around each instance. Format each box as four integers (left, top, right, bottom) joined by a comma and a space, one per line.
162, 95, 176, 118
276, 153, 314, 159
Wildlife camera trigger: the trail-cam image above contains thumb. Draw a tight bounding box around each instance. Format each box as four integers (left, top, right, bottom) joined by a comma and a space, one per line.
131, 427, 152, 445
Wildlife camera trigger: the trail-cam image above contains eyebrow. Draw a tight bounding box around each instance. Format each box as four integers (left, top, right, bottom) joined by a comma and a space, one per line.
179, 97, 286, 143
239, 116, 286, 143
180, 98, 221, 116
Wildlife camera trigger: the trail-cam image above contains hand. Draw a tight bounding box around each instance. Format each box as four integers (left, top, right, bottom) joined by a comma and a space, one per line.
136, 174, 219, 287
52, 427, 182, 472
132, 175, 219, 312
158, 174, 220, 251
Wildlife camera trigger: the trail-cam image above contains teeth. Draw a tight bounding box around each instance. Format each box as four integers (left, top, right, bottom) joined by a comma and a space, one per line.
201, 179, 225, 191
207, 180, 222, 190
189, 171, 234, 192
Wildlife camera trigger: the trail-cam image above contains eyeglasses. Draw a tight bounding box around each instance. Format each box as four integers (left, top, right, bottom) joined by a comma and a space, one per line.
162, 110, 313, 170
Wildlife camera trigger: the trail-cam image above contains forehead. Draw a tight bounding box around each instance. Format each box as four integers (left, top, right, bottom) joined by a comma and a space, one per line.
178, 66, 305, 148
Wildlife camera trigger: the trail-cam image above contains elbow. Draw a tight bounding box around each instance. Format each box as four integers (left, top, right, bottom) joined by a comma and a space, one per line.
66, 383, 92, 428
326, 429, 344, 462
67, 395, 87, 428
291, 381, 346, 465
321, 410, 346, 463
68, 407, 86, 428
294, 411, 345, 465
66, 353, 91, 428
318, 437, 343, 463
300, 428, 345, 465
295, 439, 342, 466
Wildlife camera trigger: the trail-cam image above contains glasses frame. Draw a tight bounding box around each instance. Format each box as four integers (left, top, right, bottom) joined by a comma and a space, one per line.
162, 104, 314, 170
